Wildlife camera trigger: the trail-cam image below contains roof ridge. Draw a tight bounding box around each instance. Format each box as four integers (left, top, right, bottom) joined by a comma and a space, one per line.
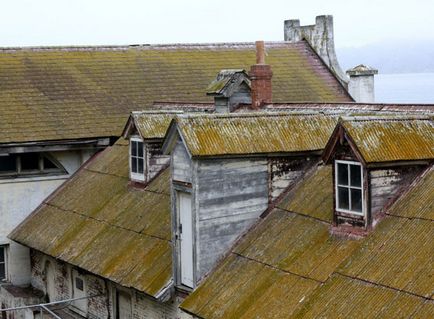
340, 115, 432, 122
178, 111, 323, 120
0, 41, 298, 52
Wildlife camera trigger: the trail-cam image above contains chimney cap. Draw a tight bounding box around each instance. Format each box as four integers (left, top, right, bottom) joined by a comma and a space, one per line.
346, 64, 378, 76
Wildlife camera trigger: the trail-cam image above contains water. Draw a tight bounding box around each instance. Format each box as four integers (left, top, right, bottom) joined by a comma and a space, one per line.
375, 73, 434, 104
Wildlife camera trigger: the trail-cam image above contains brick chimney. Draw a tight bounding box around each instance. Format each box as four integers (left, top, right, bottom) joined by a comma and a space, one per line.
249, 41, 273, 109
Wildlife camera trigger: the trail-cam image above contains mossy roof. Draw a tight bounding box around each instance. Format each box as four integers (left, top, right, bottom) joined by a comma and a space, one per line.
341, 117, 434, 163
172, 113, 338, 156
9, 139, 173, 298
182, 164, 434, 318
0, 41, 351, 144
128, 111, 183, 139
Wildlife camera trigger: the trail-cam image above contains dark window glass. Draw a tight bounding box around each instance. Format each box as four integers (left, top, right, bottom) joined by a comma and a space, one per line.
137, 141, 144, 157
75, 277, 84, 291
0, 264, 5, 281
337, 163, 348, 185
132, 158, 137, 173
43, 156, 58, 169
351, 189, 363, 212
20, 153, 40, 171
131, 141, 137, 157
338, 187, 349, 210
138, 157, 144, 173
0, 155, 16, 172
0, 247, 5, 281
350, 165, 362, 187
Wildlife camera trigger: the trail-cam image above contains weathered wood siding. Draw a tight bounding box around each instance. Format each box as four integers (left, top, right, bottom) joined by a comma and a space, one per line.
269, 157, 318, 201
195, 158, 268, 280
370, 166, 421, 221
172, 141, 192, 183
146, 142, 170, 181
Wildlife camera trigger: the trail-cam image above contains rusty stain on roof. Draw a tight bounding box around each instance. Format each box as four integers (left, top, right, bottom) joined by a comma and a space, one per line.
0, 41, 351, 144
342, 117, 434, 163
9, 139, 173, 298
174, 113, 338, 156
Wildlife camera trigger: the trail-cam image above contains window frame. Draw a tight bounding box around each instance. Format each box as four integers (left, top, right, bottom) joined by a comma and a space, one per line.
0, 245, 8, 282
335, 160, 365, 216
129, 136, 146, 182
0, 153, 65, 178
71, 269, 87, 316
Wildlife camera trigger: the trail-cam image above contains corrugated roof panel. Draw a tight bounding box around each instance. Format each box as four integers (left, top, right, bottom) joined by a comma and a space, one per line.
233, 209, 360, 282
339, 217, 434, 298
177, 114, 338, 156
388, 166, 434, 220
132, 112, 181, 139
343, 118, 434, 163
0, 41, 351, 144
181, 254, 319, 319
9, 139, 173, 298
292, 275, 428, 318
277, 165, 333, 222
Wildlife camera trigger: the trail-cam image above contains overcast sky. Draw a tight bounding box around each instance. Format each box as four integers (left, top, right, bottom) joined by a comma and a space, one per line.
2, 0, 434, 48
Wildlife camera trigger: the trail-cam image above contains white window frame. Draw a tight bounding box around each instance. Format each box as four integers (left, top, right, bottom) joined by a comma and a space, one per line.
0, 245, 8, 282
335, 160, 365, 216
129, 136, 146, 182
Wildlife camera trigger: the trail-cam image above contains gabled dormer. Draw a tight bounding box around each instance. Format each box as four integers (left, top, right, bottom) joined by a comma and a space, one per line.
122, 111, 182, 184
206, 69, 251, 113
323, 116, 434, 229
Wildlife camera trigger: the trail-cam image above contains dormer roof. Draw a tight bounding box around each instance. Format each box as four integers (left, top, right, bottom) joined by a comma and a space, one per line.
323, 116, 434, 165
206, 69, 250, 97
163, 113, 338, 157
122, 111, 183, 141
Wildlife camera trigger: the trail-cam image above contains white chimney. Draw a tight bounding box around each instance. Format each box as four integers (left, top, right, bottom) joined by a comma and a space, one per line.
346, 65, 378, 103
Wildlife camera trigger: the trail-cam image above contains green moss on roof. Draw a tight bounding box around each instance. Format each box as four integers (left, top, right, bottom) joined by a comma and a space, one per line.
342, 118, 434, 163
9, 139, 172, 298
0, 41, 351, 144
176, 113, 338, 156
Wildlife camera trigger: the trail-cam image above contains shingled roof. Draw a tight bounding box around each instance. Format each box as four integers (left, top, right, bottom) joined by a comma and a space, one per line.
0, 41, 352, 144
181, 164, 434, 318
9, 139, 173, 299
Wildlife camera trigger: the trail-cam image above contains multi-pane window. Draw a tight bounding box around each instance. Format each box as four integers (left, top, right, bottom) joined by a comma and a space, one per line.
335, 160, 364, 215
0, 246, 7, 282
130, 137, 145, 181
0, 153, 64, 177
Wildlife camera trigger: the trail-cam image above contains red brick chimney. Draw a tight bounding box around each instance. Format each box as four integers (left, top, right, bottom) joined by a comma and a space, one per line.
249, 41, 273, 109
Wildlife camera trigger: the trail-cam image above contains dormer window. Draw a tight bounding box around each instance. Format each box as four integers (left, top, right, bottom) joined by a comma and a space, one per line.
335, 160, 364, 215
130, 137, 145, 182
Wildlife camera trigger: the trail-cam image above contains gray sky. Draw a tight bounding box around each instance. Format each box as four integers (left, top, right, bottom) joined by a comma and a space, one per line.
2, 0, 434, 48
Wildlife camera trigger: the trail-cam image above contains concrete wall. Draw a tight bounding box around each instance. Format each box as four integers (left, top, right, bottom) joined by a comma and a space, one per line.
0, 150, 94, 286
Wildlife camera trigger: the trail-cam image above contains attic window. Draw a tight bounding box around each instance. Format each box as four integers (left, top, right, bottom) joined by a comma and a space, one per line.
335, 160, 364, 215
0, 153, 65, 177
130, 137, 145, 182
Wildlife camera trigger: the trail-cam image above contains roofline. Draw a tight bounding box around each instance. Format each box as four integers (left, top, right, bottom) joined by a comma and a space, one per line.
0, 40, 305, 52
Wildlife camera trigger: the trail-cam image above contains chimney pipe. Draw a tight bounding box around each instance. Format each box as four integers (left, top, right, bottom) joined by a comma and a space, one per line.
249, 41, 273, 109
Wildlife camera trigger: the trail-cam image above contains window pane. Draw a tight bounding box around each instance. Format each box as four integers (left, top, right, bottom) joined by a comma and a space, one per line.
21, 153, 40, 171
138, 158, 144, 174
0, 263, 5, 280
0, 247, 4, 262
337, 187, 349, 210
351, 189, 363, 212
132, 157, 137, 173
337, 163, 348, 185
131, 141, 137, 157
0, 155, 16, 172
137, 141, 144, 158
75, 277, 84, 291
350, 165, 362, 187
